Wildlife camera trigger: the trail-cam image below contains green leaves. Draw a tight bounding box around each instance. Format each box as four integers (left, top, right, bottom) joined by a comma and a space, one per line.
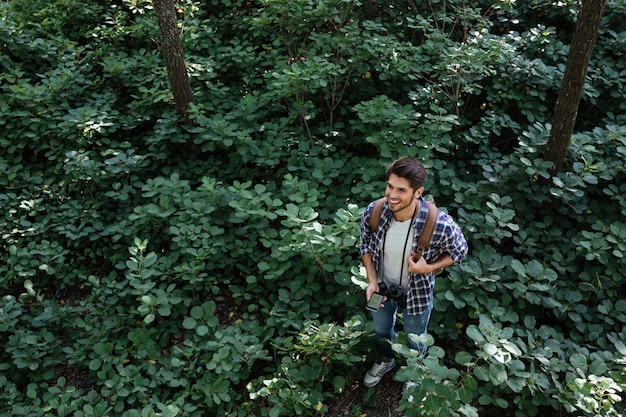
182, 301, 218, 336
228, 181, 283, 223
283, 317, 366, 366
1, 0, 625, 416
137, 285, 182, 324
466, 317, 521, 365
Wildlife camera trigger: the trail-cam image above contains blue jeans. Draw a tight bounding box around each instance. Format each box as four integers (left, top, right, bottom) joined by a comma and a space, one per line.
371, 293, 433, 359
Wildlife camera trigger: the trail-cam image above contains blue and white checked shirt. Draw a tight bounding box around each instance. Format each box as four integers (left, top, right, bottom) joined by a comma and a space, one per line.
359, 196, 468, 315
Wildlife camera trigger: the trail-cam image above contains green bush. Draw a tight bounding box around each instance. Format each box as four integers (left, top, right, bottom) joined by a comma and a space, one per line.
1, 0, 625, 416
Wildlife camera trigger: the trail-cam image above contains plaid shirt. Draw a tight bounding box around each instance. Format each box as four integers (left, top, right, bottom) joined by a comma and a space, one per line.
359, 196, 468, 315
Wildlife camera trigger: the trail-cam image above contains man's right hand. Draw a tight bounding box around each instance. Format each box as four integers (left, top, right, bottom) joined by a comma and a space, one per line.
366, 282, 381, 302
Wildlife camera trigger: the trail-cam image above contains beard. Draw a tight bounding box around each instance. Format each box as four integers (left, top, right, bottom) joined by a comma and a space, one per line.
387, 191, 418, 216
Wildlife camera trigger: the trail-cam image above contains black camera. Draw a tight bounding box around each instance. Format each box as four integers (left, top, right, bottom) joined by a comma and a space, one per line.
379, 282, 407, 308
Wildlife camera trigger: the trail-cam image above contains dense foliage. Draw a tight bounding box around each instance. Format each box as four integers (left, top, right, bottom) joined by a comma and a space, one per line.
1, 0, 625, 416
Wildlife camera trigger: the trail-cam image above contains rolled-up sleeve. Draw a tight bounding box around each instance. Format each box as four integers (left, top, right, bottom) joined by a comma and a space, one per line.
439, 215, 468, 263
359, 202, 375, 257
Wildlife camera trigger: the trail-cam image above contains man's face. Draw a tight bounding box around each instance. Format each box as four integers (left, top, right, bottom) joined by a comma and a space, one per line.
386, 174, 423, 218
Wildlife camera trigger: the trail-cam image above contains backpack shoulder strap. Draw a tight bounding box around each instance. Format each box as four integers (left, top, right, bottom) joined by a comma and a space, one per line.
415, 201, 437, 259
368, 198, 387, 232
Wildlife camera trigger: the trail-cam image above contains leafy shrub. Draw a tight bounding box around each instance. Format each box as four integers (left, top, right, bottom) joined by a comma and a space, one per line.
0, 0, 625, 416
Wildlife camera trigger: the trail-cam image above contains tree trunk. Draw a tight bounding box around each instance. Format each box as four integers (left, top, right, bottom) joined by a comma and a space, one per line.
543, 0, 606, 177
153, 0, 195, 125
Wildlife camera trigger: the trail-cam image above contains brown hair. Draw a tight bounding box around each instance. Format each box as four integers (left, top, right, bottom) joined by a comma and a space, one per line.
387, 157, 427, 190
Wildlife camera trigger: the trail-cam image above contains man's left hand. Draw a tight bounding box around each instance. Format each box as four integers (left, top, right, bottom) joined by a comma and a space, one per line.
407, 251, 432, 274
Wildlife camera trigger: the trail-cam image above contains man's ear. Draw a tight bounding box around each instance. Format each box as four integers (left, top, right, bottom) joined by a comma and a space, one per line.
415, 186, 425, 198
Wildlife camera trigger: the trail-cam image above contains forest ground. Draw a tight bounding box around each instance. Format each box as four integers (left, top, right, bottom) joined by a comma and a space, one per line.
324, 371, 404, 417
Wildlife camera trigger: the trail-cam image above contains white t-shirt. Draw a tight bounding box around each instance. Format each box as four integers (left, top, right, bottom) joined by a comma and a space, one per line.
379, 217, 414, 292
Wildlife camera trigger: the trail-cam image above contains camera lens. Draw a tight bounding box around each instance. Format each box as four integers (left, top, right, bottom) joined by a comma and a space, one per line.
388, 285, 401, 298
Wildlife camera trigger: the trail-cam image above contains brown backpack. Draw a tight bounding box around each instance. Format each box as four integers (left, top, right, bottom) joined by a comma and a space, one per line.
368, 198, 443, 274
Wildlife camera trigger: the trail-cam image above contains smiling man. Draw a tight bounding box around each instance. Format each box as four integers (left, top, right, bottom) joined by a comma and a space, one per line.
359, 157, 468, 391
